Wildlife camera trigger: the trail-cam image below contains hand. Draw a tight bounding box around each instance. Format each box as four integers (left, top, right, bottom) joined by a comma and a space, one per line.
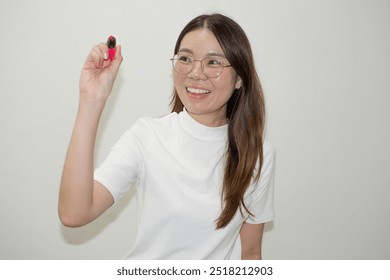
79, 42, 123, 103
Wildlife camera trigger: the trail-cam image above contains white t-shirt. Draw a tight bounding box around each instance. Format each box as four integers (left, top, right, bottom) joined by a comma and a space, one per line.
94, 109, 275, 259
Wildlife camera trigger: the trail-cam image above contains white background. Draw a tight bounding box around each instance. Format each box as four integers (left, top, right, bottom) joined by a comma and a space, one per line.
0, 0, 389, 259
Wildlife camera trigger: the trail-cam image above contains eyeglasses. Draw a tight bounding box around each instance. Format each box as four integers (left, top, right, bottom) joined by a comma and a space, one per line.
170, 54, 232, 78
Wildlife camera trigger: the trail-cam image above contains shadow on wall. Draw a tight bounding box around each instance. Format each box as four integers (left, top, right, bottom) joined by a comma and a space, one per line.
265, 221, 274, 232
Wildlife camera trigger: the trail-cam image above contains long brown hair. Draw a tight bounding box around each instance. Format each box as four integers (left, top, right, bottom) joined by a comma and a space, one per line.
171, 14, 266, 229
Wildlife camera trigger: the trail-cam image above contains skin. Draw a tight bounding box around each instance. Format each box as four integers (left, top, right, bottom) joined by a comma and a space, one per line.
240, 222, 264, 259
59, 30, 264, 259
173, 29, 242, 127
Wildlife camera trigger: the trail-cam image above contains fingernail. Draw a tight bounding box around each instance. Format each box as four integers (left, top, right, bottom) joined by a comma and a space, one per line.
103, 52, 108, 60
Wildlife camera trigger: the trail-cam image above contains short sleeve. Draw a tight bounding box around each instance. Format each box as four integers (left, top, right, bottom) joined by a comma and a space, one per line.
245, 139, 276, 224
94, 123, 144, 202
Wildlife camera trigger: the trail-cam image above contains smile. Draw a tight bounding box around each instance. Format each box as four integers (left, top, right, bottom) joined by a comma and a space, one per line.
186, 87, 211, 95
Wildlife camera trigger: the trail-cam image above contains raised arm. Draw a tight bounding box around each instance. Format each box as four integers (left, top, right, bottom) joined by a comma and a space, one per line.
58, 42, 123, 227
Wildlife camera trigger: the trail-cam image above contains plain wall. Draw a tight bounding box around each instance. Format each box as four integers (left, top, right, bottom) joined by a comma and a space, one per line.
0, 0, 389, 259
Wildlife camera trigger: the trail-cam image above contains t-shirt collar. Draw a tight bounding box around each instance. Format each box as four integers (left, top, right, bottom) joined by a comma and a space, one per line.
179, 108, 228, 141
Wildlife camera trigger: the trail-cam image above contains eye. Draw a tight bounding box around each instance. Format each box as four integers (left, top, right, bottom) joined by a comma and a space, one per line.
177, 54, 193, 64
206, 57, 223, 67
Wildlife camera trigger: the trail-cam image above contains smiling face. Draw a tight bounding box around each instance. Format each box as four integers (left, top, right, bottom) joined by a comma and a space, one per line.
173, 28, 241, 127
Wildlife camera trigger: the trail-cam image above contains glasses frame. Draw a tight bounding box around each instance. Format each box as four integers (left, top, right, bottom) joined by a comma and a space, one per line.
170, 54, 232, 78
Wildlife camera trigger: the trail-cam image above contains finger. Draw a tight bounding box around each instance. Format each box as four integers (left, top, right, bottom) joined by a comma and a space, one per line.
110, 44, 123, 73
90, 44, 108, 68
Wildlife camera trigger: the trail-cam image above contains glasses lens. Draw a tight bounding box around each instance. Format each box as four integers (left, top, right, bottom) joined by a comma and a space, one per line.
172, 54, 192, 74
171, 54, 226, 78
202, 57, 224, 78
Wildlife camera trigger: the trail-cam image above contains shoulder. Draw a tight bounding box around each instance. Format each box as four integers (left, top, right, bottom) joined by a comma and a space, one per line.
248, 138, 276, 190
120, 112, 180, 145
252, 138, 276, 187
128, 112, 179, 134
243, 138, 276, 223
136, 112, 179, 129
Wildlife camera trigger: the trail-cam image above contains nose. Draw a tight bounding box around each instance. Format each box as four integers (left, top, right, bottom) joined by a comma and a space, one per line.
188, 60, 207, 80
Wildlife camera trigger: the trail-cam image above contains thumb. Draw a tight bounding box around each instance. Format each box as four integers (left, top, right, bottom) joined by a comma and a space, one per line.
110, 44, 123, 73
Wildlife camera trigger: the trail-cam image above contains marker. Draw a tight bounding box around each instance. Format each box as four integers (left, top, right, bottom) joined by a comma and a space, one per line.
107, 35, 116, 61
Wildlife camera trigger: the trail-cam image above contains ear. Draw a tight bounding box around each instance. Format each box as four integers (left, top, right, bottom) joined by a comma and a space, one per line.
235, 76, 242, 90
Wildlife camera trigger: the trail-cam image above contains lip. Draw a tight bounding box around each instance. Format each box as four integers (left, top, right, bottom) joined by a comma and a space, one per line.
184, 87, 210, 100
185, 86, 211, 94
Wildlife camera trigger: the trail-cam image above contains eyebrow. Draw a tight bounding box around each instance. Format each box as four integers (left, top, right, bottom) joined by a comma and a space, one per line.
178, 48, 226, 58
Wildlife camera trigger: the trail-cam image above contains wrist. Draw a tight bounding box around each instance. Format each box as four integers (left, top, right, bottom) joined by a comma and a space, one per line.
79, 93, 107, 111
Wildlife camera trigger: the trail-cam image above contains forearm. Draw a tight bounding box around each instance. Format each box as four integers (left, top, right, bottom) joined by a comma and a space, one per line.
59, 99, 105, 226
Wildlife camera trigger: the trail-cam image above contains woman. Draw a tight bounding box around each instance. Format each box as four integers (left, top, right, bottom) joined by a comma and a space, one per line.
59, 13, 275, 260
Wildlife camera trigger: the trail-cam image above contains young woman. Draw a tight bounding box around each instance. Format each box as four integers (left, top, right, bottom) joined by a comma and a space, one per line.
59, 13, 275, 260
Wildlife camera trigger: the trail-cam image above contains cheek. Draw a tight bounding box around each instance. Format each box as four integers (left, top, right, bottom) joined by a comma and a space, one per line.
173, 74, 187, 101
173, 72, 185, 87
213, 75, 237, 95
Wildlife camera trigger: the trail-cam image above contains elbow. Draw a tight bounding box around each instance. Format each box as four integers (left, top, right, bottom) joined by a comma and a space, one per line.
58, 207, 88, 228
59, 216, 82, 228
58, 196, 91, 228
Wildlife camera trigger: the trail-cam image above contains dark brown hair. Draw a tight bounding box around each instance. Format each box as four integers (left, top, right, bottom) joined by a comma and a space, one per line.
171, 14, 265, 229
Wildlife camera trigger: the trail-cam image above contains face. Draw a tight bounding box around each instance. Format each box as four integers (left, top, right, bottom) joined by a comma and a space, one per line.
173, 28, 241, 127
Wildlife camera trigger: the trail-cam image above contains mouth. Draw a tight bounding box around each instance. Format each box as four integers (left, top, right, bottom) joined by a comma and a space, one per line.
186, 87, 211, 95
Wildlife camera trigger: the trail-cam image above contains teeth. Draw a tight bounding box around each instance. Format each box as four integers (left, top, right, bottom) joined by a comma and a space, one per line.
186, 87, 211, 94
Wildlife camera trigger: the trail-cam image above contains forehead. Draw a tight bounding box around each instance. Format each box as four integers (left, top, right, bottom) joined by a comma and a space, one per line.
179, 28, 225, 56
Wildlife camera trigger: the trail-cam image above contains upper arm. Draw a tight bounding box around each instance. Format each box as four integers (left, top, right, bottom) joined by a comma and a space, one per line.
59, 180, 114, 228
240, 222, 265, 260
90, 180, 115, 221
